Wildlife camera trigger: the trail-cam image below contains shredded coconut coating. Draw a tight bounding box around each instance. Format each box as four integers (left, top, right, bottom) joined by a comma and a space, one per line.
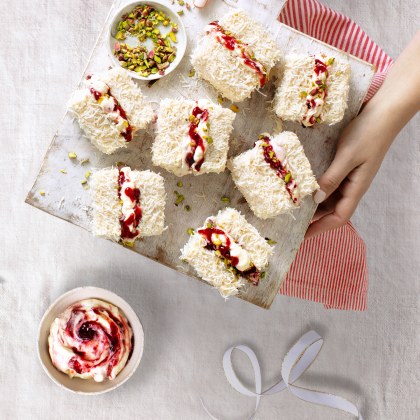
180, 207, 274, 298
91, 167, 166, 241
91, 168, 121, 241
68, 68, 154, 154
152, 98, 236, 176
92, 68, 154, 130
191, 9, 283, 102
274, 54, 351, 125
228, 132, 319, 219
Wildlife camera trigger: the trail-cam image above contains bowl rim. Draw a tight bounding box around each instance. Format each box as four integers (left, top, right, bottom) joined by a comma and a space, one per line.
107, 0, 187, 81
37, 286, 144, 395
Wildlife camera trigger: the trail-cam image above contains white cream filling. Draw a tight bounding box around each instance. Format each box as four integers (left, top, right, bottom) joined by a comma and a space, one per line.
181, 100, 209, 173
119, 167, 140, 240
87, 79, 129, 134
302, 54, 331, 127
203, 229, 253, 272
205, 23, 266, 80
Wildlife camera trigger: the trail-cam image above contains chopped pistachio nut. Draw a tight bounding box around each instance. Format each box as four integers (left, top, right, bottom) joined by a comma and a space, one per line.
266, 238, 277, 245
284, 173, 291, 183
39, 190, 45, 196
184, 204, 191, 211
68, 152, 77, 159
177, 181, 183, 187
80, 158, 90, 165
177, 10, 184, 15
217, 95, 224, 104
260, 271, 266, 279
122, 240, 135, 247
178, 0, 185, 5
174, 190, 184, 205
187, 227, 194, 235
113, 4, 178, 77
299, 91, 308, 99
84, 185, 90, 190
81, 179, 87, 185
175, 195, 184, 205
85, 171, 91, 179
221, 196, 230, 203
230, 104, 239, 113
59, 169, 67, 174
188, 68, 195, 77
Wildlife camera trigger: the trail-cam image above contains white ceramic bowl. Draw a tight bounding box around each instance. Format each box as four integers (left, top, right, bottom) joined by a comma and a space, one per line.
37, 287, 144, 394
108, 1, 187, 80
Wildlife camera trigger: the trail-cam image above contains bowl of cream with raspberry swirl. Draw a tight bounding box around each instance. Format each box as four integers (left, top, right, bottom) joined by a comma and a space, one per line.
38, 287, 144, 394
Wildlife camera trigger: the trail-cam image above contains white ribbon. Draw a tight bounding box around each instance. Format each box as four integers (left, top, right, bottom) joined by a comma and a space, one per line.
202, 330, 363, 420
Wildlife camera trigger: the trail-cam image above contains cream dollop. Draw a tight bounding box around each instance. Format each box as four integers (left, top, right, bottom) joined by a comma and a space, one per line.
48, 298, 133, 382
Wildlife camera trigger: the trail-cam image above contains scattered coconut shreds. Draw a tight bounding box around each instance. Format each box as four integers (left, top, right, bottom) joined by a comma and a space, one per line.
58, 197, 65, 209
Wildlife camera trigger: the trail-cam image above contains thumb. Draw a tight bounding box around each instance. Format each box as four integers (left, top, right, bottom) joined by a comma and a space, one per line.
314, 154, 355, 204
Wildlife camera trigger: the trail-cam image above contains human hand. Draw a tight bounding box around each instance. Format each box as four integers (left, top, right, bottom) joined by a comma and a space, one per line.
305, 110, 391, 239
305, 30, 420, 239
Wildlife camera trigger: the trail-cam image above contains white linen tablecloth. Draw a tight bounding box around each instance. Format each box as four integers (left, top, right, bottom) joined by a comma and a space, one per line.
1, 0, 419, 419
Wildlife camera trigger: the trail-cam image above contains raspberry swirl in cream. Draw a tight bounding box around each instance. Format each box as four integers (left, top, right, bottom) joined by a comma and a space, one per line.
48, 299, 133, 382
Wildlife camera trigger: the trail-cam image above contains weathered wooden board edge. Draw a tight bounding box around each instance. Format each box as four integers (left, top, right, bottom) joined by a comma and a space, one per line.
26, 1, 376, 310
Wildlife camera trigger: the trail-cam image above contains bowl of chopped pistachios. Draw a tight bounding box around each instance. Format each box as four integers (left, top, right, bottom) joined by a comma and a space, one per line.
108, 1, 187, 80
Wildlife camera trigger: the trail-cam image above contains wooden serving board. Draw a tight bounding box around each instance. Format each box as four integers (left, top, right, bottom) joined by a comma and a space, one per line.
26, 0, 375, 309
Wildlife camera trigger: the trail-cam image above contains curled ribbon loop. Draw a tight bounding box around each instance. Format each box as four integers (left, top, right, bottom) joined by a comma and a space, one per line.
202, 330, 363, 420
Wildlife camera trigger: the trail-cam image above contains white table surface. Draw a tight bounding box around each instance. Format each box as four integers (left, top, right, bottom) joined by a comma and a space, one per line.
1, 0, 419, 419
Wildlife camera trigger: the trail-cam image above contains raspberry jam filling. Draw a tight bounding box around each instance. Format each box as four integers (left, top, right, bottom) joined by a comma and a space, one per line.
259, 135, 300, 205
206, 21, 267, 87
184, 104, 210, 172
301, 55, 335, 127
118, 167, 142, 241
198, 224, 261, 285
87, 75, 133, 141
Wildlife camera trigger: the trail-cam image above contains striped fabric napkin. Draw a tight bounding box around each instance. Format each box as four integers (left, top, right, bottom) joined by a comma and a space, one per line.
278, 0, 393, 310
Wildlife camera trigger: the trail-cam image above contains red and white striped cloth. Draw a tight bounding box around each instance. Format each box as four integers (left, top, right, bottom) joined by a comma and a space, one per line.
278, 0, 393, 310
